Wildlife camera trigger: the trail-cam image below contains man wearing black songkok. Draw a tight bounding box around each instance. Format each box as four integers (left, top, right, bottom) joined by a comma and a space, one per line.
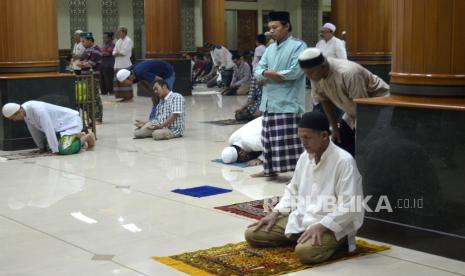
245, 112, 364, 265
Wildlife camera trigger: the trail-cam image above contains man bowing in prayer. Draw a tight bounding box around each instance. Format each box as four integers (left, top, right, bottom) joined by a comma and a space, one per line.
245, 112, 364, 265
252, 11, 307, 177
2, 101, 96, 155
299, 48, 389, 156
117, 60, 176, 120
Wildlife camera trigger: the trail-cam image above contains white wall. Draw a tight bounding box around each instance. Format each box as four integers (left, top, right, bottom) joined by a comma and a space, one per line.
118, 0, 134, 40
87, 0, 103, 46
320, 0, 331, 27
224, 0, 302, 39
57, 0, 71, 49
194, 0, 203, 47
225, 10, 237, 50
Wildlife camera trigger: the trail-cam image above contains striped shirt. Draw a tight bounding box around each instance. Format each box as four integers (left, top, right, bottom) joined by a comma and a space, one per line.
81, 45, 102, 76
151, 92, 186, 137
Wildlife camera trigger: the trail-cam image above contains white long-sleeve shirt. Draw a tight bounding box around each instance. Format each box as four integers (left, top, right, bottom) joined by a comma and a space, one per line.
273, 141, 364, 251
22, 101, 82, 153
252, 44, 267, 70
211, 46, 234, 70
71, 42, 86, 70
113, 36, 133, 69
316, 37, 347, 60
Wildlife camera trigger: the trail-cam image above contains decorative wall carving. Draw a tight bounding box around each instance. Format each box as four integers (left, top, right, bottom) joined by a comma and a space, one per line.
69, 0, 87, 45
301, 0, 319, 46
133, 0, 145, 59
181, 0, 196, 52
102, 0, 119, 34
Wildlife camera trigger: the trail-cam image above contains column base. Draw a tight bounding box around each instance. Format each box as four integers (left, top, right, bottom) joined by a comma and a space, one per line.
354, 96, 465, 262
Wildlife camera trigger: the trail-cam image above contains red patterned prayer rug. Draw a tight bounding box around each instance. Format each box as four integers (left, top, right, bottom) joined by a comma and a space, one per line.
214, 197, 280, 220
153, 240, 390, 276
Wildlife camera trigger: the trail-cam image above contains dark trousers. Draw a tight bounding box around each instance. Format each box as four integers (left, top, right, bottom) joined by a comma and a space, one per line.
337, 120, 355, 157
221, 69, 234, 87
100, 65, 114, 95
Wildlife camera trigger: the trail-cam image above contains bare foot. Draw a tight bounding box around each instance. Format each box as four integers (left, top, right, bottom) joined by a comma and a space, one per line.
81, 130, 96, 149
251, 171, 278, 178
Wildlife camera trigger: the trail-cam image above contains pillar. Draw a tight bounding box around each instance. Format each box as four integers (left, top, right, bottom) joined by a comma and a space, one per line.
144, 0, 182, 58
142, 0, 191, 96
390, 0, 465, 96
0, 0, 59, 73
331, 0, 392, 82
202, 0, 225, 45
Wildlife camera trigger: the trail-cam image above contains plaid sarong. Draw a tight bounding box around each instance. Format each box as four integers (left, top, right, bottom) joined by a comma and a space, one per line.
261, 112, 303, 174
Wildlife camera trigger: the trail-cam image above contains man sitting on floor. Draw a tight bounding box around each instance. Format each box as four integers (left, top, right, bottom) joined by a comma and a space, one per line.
221, 116, 263, 166
2, 101, 96, 155
244, 112, 364, 264
222, 54, 251, 96
134, 79, 185, 140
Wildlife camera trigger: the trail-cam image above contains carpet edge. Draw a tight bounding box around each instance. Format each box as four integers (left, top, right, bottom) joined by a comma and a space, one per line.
152, 256, 215, 276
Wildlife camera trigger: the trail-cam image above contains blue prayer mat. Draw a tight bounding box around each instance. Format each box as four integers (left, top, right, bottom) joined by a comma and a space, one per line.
211, 159, 249, 168
171, 185, 233, 198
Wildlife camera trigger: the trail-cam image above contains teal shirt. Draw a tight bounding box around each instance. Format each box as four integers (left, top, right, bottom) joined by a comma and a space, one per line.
254, 36, 307, 114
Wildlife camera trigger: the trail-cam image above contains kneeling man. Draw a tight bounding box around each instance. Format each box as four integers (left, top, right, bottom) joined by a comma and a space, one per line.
134, 79, 185, 140
2, 101, 95, 155
245, 112, 363, 264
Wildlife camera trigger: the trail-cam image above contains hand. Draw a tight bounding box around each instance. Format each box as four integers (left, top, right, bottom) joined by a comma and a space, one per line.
146, 123, 160, 130
257, 80, 267, 86
331, 127, 342, 144
134, 120, 145, 128
264, 70, 285, 83
246, 159, 262, 166
247, 211, 280, 232
297, 223, 329, 245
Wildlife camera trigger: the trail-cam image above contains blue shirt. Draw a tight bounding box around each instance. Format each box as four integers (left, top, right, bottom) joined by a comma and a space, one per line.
134, 60, 174, 85
254, 36, 307, 114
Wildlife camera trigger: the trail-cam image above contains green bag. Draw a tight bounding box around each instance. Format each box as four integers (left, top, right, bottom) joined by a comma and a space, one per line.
58, 134, 81, 155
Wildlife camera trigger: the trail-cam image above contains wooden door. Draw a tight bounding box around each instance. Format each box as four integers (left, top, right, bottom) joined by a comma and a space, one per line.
236, 10, 258, 53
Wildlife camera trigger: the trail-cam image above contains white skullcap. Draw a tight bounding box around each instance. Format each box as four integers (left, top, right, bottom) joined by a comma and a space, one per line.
116, 69, 131, 82
322, 23, 336, 32
221, 146, 238, 164
298, 48, 325, 69
2, 103, 20, 118
74, 30, 83, 34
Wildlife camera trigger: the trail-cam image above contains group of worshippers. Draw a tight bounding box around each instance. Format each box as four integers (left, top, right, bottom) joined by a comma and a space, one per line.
1, 58, 186, 155
71, 27, 135, 103
200, 34, 267, 122
216, 10, 389, 265
3, 10, 388, 265
2, 36, 187, 155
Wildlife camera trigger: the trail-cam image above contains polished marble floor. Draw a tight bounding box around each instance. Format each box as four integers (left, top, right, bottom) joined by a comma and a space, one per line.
1, 89, 464, 276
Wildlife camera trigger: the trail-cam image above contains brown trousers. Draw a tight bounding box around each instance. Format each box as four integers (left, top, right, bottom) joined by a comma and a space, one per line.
244, 216, 345, 264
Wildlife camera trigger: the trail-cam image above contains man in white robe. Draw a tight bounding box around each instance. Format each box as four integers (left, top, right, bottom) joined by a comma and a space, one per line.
221, 116, 263, 165
245, 112, 364, 264
2, 101, 95, 155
